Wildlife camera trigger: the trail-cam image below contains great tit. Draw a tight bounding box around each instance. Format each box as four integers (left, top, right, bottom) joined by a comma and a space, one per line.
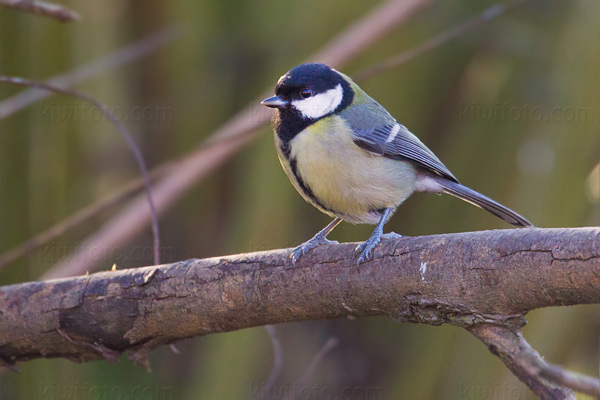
262, 63, 532, 264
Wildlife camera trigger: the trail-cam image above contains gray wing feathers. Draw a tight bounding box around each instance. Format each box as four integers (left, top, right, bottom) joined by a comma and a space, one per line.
384, 125, 457, 182
340, 101, 395, 129
339, 100, 533, 227
341, 101, 457, 182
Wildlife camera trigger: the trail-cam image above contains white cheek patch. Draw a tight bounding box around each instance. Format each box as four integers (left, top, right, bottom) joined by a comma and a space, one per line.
292, 84, 343, 119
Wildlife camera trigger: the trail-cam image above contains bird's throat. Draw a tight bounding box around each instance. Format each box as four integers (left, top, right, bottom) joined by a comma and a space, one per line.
274, 109, 315, 143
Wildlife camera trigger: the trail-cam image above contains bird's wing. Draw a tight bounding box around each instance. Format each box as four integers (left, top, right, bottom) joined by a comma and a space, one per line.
340, 101, 458, 182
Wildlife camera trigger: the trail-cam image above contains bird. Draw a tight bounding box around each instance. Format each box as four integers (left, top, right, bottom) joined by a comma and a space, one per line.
261, 63, 533, 264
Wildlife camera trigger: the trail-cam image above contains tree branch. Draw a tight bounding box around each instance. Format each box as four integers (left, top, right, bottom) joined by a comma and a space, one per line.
470, 322, 600, 399
284, 337, 339, 400
0, 76, 162, 266
1, 228, 598, 398
0, 161, 174, 271
0, 25, 180, 119
470, 324, 575, 399
0, 0, 80, 23
354, 0, 528, 81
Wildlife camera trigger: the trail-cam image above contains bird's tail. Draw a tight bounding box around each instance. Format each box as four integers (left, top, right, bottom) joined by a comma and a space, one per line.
435, 179, 533, 227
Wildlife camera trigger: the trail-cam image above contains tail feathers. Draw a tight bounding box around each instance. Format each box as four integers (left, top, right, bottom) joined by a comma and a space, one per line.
436, 179, 533, 227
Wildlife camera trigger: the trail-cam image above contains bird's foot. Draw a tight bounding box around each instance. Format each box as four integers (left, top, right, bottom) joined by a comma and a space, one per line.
291, 236, 338, 264
381, 232, 402, 241
355, 233, 382, 265
356, 231, 402, 264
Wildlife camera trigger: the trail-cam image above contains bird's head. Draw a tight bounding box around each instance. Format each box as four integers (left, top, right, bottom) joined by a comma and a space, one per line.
261, 63, 354, 121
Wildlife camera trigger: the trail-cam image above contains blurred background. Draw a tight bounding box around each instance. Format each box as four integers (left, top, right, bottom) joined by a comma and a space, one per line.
0, 0, 599, 399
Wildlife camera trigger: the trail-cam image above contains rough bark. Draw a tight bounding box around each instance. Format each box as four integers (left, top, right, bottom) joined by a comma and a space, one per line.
0, 228, 599, 398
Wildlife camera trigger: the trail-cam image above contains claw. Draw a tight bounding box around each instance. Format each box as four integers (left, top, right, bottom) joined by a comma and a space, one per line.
291, 237, 338, 264
356, 231, 402, 264
355, 208, 400, 265
291, 218, 342, 264
355, 235, 381, 264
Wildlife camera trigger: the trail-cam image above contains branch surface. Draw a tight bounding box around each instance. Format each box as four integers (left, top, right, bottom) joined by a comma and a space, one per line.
1, 228, 598, 366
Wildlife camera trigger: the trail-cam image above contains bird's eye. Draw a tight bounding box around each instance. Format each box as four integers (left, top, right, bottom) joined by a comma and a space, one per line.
300, 88, 312, 98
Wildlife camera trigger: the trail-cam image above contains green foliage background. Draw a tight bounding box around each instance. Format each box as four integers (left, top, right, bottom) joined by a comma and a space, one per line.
0, 1, 598, 399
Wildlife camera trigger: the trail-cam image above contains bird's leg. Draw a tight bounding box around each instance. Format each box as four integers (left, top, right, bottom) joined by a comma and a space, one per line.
356, 208, 396, 264
291, 218, 342, 263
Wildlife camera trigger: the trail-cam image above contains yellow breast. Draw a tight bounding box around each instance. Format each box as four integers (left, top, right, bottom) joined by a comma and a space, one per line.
276, 116, 417, 224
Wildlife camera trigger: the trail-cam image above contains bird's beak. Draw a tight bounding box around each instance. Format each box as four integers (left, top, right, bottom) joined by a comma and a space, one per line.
261, 95, 289, 109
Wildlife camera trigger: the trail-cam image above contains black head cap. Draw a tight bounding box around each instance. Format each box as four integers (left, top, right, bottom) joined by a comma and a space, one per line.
274, 63, 353, 108
265, 63, 355, 142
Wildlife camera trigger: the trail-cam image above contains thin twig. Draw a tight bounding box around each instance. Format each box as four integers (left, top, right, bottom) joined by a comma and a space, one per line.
534, 361, 600, 398
285, 337, 339, 400
0, 25, 181, 119
354, 0, 528, 82
469, 324, 577, 400
0, 162, 174, 271
0, 26, 179, 270
264, 326, 284, 389
254, 325, 284, 400
309, 0, 433, 69
0, 0, 80, 23
0, 76, 162, 266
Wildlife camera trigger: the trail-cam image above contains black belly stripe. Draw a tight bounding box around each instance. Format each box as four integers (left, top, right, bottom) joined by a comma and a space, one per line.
279, 141, 291, 160
369, 207, 387, 215
286, 155, 335, 214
